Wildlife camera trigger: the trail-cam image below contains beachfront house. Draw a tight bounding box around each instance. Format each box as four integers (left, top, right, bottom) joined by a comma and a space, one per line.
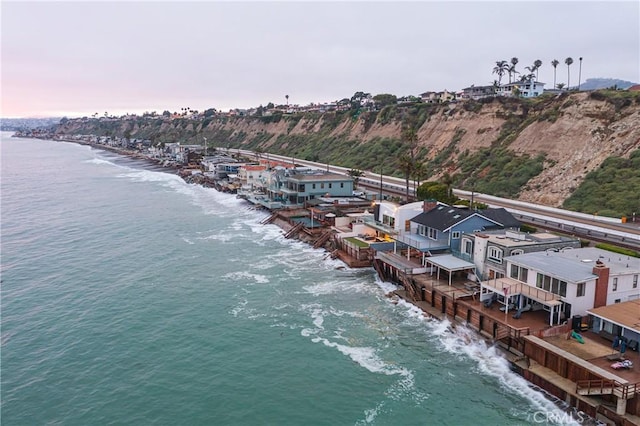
587, 299, 640, 350
266, 168, 353, 207
403, 204, 521, 254
465, 230, 581, 282
480, 247, 640, 326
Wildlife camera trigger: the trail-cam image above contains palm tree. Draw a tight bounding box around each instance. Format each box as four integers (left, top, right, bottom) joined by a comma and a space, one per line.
348, 169, 364, 189
411, 162, 428, 199
507, 64, 519, 84
398, 154, 414, 202
399, 127, 419, 201
534, 59, 542, 81
442, 172, 454, 202
565, 57, 574, 89
578, 57, 583, 90
285, 95, 289, 106
551, 59, 560, 89
509, 57, 519, 82
492, 60, 508, 85
556, 83, 566, 90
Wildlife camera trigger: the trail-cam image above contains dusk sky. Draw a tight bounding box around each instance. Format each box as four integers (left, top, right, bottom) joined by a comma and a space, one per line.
2, 1, 639, 118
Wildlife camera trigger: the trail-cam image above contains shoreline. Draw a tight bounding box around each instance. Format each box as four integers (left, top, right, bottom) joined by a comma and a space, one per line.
27, 134, 639, 425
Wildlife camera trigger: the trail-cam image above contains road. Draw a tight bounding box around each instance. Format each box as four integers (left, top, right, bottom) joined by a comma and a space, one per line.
234, 149, 640, 250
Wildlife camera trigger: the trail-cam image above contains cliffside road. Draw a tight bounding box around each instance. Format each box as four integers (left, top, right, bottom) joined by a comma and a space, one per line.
238, 149, 639, 250
453, 189, 640, 251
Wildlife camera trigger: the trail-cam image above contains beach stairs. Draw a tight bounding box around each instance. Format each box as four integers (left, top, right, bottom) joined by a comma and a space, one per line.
284, 222, 304, 239
313, 231, 333, 249
576, 379, 640, 399
260, 212, 278, 225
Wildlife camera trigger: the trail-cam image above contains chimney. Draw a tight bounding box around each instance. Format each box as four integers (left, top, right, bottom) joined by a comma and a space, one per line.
423, 199, 438, 212
592, 260, 609, 308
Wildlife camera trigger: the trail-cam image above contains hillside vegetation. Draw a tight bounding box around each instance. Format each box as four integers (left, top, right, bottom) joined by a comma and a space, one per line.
54, 90, 640, 218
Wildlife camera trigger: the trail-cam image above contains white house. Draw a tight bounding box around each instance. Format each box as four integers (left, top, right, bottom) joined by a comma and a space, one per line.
480, 247, 640, 325
372, 200, 427, 237
554, 247, 640, 305
496, 81, 546, 98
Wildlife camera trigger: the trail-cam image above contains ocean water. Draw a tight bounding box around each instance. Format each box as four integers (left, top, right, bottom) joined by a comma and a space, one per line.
1, 133, 580, 425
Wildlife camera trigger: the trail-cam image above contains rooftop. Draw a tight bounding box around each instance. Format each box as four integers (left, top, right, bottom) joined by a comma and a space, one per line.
553, 247, 640, 275
588, 299, 640, 333
507, 251, 599, 283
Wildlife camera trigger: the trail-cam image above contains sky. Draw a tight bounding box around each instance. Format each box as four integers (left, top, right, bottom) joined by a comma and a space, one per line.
1, 1, 639, 118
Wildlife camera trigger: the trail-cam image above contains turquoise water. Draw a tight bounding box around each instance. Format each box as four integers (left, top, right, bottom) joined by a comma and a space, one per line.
1, 133, 578, 425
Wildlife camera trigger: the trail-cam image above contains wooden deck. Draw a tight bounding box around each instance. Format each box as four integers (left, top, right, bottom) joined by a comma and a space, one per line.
545, 331, 640, 384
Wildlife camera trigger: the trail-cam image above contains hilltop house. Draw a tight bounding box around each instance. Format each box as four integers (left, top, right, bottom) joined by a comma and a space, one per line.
460, 85, 496, 100
496, 81, 545, 98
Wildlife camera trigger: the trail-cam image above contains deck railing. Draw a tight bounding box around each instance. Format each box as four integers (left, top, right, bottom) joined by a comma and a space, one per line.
576, 379, 640, 399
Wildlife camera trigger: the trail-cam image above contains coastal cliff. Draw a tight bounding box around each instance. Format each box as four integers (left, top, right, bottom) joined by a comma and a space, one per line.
53, 90, 640, 217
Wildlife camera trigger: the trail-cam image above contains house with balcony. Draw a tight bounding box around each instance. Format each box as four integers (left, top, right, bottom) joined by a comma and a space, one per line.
396, 204, 520, 283
496, 81, 546, 98
463, 229, 581, 281
460, 85, 496, 100
403, 204, 520, 254
480, 248, 640, 327
265, 168, 353, 207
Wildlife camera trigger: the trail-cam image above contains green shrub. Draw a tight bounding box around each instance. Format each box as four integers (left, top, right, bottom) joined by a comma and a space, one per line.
594, 243, 639, 258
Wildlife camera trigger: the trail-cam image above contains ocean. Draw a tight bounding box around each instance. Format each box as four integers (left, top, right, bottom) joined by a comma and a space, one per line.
1, 132, 581, 425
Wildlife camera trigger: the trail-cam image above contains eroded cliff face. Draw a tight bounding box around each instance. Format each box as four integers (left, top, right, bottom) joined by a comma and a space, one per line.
56, 92, 640, 208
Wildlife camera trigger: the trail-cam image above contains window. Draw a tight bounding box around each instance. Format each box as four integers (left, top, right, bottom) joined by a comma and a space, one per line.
452, 231, 461, 239
508, 265, 529, 283
321, 183, 325, 189
511, 249, 524, 256
633, 275, 638, 288
488, 247, 503, 263
536, 273, 567, 297
577, 282, 585, 297
428, 228, 438, 240
461, 238, 473, 255
382, 215, 395, 228
299, 184, 305, 192
328, 183, 332, 189
340, 183, 344, 188
615, 299, 621, 304
312, 184, 316, 189
417, 225, 426, 236
612, 277, 618, 291
405, 220, 410, 232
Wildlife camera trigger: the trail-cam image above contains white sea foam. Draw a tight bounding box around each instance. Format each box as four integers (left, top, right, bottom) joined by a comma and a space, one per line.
200, 232, 233, 243
85, 157, 121, 167
222, 271, 269, 284
372, 275, 400, 295
181, 237, 195, 245
302, 278, 372, 297
313, 335, 410, 377
229, 299, 248, 317
421, 319, 580, 425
